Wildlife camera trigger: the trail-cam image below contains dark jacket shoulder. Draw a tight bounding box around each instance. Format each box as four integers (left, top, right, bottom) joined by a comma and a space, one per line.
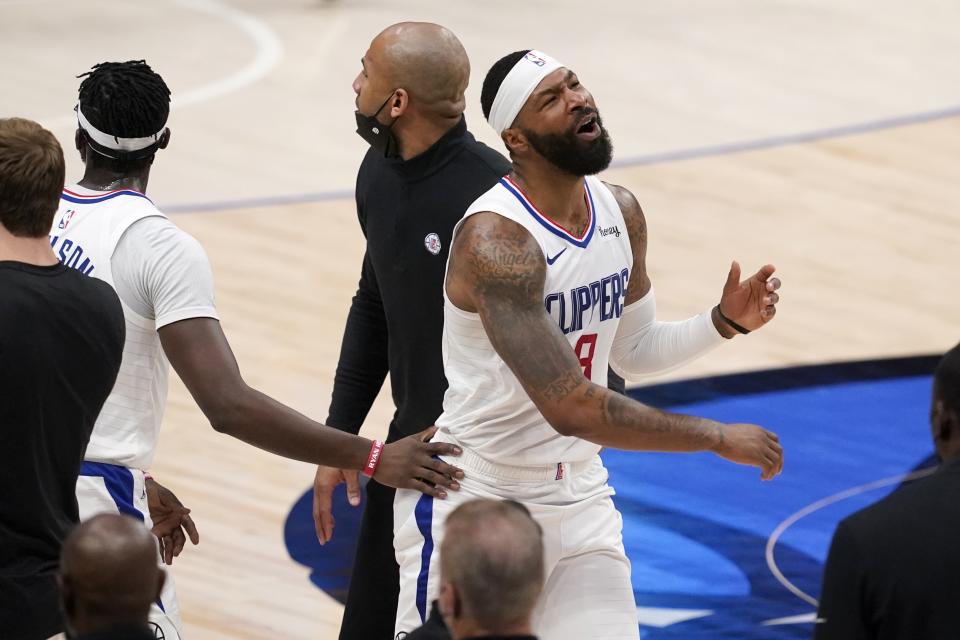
841, 463, 960, 540
458, 136, 511, 179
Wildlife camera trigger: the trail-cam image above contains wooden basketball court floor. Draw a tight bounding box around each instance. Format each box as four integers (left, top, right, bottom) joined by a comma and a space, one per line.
3, 0, 959, 637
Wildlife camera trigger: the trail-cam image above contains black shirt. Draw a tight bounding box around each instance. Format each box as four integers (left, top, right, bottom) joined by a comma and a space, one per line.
0, 261, 125, 639
815, 459, 960, 640
402, 601, 537, 640
72, 623, 158, 640
327, 117, 511, 439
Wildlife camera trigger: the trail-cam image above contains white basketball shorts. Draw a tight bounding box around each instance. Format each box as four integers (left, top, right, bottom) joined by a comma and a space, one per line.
393, 448, 639, 640
76, 461, 184, 640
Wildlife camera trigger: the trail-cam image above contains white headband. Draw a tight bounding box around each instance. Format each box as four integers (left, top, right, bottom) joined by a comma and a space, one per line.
487, 50, 564, 135
75, 102, 166, 152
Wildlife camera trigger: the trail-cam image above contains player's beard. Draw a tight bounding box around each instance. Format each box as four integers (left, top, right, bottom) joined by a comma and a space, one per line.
522, 112, 613, 177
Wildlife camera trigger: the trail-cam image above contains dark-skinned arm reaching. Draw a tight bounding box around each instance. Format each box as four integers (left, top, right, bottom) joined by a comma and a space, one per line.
158, 317, 463, 495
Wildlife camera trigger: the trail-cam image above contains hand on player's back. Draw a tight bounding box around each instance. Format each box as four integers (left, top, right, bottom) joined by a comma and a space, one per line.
712, 423, 784, 480
376, 426, 464, 497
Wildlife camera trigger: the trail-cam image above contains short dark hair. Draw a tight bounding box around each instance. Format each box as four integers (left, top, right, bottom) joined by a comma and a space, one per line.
77, 60, 171, 170
0, 118, 65, 237
935, 342, 960, 415
441, 499, 544, 628
480, 50, 531, 121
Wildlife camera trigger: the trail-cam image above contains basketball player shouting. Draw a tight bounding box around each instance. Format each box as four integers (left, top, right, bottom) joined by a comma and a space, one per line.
393, 50, 784, 640
51, 60, 463, 639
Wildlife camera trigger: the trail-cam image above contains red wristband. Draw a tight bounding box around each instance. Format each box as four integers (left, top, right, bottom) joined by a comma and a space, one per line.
362, 440, 384, 478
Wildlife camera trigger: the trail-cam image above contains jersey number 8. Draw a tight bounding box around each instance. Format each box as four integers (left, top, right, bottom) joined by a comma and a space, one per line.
574, 333, 598, 379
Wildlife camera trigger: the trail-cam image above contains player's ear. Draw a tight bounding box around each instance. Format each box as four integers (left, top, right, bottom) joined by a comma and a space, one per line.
501, 127, 527, 155
158, 128, 171, 150
451, 585, 462, 618
75, 129, 87, 162
390, 89, 409, 119
942, 403, 957, 443
438, 581, 459, 620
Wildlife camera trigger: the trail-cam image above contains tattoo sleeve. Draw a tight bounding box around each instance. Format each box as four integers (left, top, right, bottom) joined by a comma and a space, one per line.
447, 211, 721, 452
449, 213, 588, 406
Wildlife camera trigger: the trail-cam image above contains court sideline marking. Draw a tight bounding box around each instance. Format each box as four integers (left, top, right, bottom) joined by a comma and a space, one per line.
168, 0, 283, 109
764, 466, 936, 608
30, 0, 285, 131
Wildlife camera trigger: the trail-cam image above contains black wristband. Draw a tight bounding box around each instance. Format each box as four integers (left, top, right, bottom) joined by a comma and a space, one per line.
716, 305, 751, 335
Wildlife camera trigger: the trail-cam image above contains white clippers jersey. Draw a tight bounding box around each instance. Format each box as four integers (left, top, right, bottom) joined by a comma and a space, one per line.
437, 175, 633, 465
50, 186, 170, 470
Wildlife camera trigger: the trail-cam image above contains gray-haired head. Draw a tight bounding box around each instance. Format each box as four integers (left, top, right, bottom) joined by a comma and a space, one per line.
439, 499, 544, 634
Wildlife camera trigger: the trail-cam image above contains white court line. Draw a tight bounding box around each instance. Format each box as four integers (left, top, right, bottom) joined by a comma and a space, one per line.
636, 607, 713, 628
764, 466, 936, 607
761, 612, 822, 626
35, 0, 284, 130
169, 0, 282, 108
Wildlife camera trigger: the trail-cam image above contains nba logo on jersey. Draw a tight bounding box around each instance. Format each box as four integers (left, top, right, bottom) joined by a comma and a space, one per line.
58, 209, 76, 230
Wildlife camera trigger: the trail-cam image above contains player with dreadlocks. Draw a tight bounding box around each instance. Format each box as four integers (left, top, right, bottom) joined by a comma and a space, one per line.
73, 60, 172, 172
51, 60, 465, 638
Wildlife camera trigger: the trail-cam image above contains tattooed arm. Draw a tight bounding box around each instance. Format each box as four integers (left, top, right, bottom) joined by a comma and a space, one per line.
445, 212, 783, 478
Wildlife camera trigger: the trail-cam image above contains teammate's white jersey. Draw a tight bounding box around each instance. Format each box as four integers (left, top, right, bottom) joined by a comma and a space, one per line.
50, 185, 216, 470
436, 175, 633, 465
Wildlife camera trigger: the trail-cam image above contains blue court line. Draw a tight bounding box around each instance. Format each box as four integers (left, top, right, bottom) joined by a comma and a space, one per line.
165, 188, 353, 214
167, 104, 960, 215
609, 104, 960, 168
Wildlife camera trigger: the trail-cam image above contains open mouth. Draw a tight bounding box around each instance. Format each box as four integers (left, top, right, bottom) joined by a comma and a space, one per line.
575, 115, 601, 140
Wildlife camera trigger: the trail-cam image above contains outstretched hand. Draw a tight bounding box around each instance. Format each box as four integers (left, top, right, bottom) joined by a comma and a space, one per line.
718, 261, 781, 333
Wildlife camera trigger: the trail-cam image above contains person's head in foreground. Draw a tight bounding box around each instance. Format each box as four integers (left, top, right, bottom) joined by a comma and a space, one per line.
0, 117, 64, 239
438, 499, 544, 639
59, 513, 164, 638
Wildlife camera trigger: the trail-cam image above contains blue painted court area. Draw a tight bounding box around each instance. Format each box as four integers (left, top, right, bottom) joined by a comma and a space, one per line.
284, 356, 939, 638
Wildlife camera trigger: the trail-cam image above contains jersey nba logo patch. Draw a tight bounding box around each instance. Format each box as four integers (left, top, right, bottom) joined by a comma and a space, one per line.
424, 232, 441, 255
58, 209, 76, 230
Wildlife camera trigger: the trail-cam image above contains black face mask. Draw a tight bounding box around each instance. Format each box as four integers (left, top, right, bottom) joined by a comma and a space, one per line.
355, 90, 400, 158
